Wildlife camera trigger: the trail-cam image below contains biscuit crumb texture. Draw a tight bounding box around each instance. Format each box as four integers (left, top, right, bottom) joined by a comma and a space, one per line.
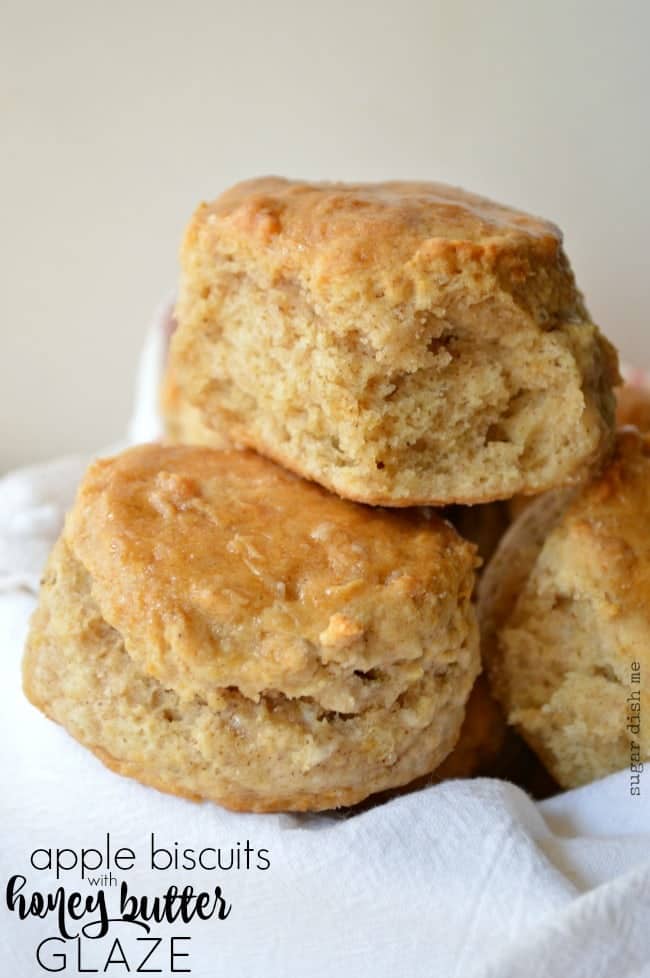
23, 444, 479, 811
166, 177, 618, 505
479, 429, 650, 788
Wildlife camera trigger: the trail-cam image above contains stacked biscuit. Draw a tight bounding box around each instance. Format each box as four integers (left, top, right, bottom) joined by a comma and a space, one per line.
25, 177, 645, 810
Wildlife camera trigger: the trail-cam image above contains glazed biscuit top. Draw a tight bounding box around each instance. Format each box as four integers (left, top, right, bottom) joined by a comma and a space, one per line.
182, 177, 580, 315
199, 176, 560, 248
539, 428, 650, 621
66, 444, 476, 711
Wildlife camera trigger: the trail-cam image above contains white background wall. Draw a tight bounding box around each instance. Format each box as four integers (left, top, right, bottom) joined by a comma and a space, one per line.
2, 0, 649, 471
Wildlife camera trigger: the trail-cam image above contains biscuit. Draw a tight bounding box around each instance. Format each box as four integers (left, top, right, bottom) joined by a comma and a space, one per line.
616, 381, 650, 431
164, 177, 618, 506
479, 429, 650, 788
23, 444, 479, 812
445, 502, 510, 566
431, 676, 507, 781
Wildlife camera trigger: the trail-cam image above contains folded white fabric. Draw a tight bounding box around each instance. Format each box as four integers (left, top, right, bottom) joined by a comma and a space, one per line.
2, 308, 650, 978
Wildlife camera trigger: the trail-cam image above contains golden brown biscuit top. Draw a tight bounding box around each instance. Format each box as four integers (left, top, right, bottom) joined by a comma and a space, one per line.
184, 177, 567, 296
208, 176, 559, 246
66, 444, 476, 708
545, 429, 650, 620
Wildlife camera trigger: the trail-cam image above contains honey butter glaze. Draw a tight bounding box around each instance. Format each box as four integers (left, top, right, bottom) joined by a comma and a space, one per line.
66, 444, 478, 715
205, 176, 562, 249
187, 177, 567, 302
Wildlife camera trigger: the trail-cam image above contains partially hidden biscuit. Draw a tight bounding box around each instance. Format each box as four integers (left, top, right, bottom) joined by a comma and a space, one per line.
23, 444, 480, 812
431, 676, 507, 782
479, 429, 650, 788
445, 502, 510, 567
165, 177, 618, 506
617, 380, 650, 431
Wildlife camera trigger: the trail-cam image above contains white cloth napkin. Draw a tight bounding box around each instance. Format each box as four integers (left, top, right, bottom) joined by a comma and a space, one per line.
2, 310, 650, 978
